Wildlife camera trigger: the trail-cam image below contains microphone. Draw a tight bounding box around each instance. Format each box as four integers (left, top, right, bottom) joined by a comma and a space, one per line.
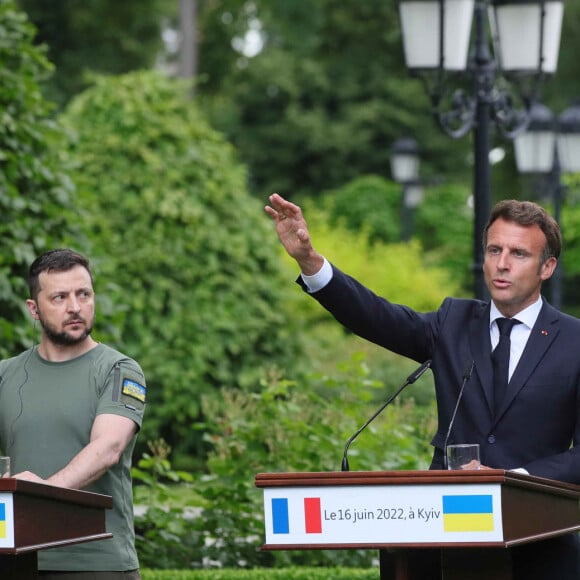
341, 359, 432, 472
442, 360, 475, 469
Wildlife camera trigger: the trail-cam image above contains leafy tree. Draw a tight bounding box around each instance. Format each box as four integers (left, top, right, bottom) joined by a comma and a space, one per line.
0, 0, 82, 357
17, 0, 174, 105
60, 70, 308, 467
200, 0, 525, 201
310, 175, 472, 294
321, 175, 403, 244
414, 183, 473, 294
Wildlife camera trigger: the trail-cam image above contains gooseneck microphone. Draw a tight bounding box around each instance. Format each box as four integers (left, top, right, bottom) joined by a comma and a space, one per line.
442, 360, 475, 469
341, 359, 432, 472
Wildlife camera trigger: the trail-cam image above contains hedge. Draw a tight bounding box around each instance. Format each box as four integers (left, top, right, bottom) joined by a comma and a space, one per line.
142, 568, 378, 580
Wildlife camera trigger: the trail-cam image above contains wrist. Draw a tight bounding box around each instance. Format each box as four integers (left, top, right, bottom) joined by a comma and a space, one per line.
298, 252, 324, 276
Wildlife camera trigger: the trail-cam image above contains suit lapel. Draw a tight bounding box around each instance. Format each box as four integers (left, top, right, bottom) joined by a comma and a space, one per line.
469, 302, 495, 415
495, 301, 559, 419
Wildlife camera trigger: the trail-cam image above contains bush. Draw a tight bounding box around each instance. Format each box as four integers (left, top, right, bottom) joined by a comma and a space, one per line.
142, 568, 379, 580
0, 0, 81, 356
60, 70, 309, 466
134, 354, 436, 570
321, 175, 403, 244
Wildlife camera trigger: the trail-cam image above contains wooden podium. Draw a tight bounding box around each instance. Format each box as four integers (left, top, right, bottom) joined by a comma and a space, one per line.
255, 469, 580, 580
0, 478, 112, 579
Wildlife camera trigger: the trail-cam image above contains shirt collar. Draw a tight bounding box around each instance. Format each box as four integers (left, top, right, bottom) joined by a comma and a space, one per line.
489, 296, 543, 331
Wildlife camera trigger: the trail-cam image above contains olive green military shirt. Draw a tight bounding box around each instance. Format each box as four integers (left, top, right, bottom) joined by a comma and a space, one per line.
0, 344, 146, 571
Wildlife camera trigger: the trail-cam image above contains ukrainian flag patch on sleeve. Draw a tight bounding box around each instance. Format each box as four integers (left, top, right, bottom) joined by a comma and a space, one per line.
122, 378, 146, 404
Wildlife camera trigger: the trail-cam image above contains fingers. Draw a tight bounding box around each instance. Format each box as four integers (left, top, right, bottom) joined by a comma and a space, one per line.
266, 193, 301, 222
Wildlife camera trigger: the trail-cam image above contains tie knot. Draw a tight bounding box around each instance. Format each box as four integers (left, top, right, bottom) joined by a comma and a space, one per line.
496, 317, 520, 337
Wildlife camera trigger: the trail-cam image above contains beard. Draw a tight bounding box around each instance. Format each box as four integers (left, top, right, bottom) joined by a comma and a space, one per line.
38, 313, 94, 347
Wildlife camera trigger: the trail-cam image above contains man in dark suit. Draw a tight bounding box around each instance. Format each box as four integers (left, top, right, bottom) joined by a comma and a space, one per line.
265, 193, 580, 580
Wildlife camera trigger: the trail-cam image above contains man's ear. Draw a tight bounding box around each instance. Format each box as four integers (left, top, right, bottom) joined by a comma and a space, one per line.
26, 299, 39, 320
540, 256, 558, 281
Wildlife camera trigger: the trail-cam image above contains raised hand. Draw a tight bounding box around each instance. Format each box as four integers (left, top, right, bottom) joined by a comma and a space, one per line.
264, 193, 324, 275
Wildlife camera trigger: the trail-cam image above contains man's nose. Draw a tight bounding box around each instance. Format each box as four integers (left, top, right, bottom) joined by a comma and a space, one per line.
66, 296, 81, 312
497, 251, 510, 270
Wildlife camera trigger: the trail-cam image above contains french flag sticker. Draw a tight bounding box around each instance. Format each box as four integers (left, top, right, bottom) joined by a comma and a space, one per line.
271, 498, 290, 534
271, 497, 323, 534
304, 497, 322, 533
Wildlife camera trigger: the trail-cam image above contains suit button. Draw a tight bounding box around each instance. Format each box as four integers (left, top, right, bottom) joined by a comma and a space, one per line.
488, 435, 496, 444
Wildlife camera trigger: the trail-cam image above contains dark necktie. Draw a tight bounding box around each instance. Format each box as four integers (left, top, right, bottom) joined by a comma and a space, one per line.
492, 317, 521, 414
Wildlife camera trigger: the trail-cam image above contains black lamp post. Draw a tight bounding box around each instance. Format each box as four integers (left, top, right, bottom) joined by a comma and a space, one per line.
390, 138, 423, 241
397, 0, 564, 299
514, 101, 580, 309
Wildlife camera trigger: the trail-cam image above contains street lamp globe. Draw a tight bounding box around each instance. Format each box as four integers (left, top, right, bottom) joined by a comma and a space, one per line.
404, 181, 425, 209
390, 137, 420, 183
513, 102, 555, 173
398, 0, 562, 76
490, 0, 564, 74
557, 102, 580, 173
399, 0, 474, 71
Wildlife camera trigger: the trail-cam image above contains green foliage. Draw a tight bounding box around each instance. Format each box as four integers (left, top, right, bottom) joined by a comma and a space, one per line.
0, 0, 82, 357
132, 440, 202, 570
191, 356, 434, 569
315, 175, 473, 295
17, 0, 174, 106
59, 70, 308, 467
321, 175, 403, 244
300, 201, 462, 313
132, 355, 435, 570
142, 569, 378, 580
201, 0, 473, 199
560, 190, 580, 278
414, 183, 473, 294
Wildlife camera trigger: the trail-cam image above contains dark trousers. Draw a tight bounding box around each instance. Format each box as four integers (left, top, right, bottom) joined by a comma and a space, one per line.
380, 534, 580, 580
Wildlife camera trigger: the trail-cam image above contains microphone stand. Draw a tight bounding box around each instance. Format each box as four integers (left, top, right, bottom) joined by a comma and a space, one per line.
442, 360, 475, 469
341, 360, 432, 472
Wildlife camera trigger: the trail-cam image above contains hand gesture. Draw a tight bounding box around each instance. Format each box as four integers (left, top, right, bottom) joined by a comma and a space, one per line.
264, 193, 324, 275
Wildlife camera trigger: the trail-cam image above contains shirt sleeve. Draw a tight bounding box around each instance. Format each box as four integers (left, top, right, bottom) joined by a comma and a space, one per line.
96, 358, 146, 429
300, 257, 333, 293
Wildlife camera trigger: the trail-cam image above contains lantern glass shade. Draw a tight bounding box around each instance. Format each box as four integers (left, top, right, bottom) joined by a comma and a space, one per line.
399, 0, 475, 70
557, 135, 580, 174
557, 103, 580, 173
490, 1, 563, 74
391, 138, 420, 183
514, 131, 555, 173
391, 154, 420, 183
404, 183, 425, 209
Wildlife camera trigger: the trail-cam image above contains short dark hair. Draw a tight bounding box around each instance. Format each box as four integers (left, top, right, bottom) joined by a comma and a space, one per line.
483, 200, 561, 263
28, 249, 92, 300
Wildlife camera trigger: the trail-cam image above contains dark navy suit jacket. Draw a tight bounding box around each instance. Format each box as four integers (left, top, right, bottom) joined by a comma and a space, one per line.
305, 264, 580, 484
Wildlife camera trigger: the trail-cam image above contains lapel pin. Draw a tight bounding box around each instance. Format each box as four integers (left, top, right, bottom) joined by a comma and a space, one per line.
541, 330, 548, 336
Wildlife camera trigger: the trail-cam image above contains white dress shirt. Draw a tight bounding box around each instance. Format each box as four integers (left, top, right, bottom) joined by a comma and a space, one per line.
489, 297, 542, 381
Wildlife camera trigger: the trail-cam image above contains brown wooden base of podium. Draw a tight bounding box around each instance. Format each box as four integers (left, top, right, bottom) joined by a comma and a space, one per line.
0, 478, 113, 578
257, 471, 580, 580
442, 548, 511, 580
0, 551, 38, 579
380, 547, 513, 580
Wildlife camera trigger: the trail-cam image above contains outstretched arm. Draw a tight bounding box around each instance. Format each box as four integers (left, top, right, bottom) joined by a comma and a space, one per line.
264, 193, 325, 276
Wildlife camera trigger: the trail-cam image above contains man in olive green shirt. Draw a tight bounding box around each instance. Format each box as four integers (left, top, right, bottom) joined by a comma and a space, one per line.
0, 249, 146, 580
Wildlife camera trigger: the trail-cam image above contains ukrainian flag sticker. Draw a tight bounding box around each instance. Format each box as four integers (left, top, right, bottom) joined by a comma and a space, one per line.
443, 494, 494, 532
0, 503, 6, 539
